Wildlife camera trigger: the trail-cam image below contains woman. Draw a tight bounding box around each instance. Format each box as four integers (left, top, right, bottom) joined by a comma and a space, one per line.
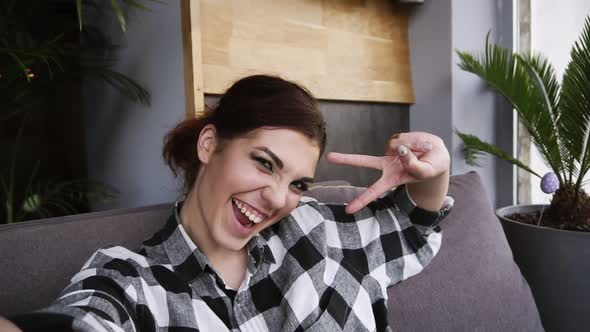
4, 75, 452, 331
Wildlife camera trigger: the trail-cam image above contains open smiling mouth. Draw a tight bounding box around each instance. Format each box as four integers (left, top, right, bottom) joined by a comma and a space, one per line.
232, 198, 265, 228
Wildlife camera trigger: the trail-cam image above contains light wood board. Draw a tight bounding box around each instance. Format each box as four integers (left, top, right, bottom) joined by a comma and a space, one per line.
182, 0, 414, 117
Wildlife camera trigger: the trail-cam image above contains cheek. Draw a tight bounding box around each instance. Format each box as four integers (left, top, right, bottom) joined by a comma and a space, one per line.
224, 165, 267, 191
209, 155, 264, 191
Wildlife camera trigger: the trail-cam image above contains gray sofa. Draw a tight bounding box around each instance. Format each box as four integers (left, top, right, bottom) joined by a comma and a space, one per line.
0, 172, 544, 331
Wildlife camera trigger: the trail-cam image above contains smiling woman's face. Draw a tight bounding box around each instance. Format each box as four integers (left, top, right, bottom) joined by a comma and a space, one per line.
192, 127, 320, 252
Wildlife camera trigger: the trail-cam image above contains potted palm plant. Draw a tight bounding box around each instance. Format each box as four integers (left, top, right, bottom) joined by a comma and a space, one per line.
455, 17, 590, 331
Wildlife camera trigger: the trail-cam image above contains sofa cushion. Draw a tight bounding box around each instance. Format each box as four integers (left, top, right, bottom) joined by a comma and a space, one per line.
0, 204, 171, 316
304, 171, 544, 331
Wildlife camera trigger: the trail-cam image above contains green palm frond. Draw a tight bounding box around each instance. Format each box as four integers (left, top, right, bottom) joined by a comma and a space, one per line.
76, 0, 83, 31
15, 179, 119, 223
1, 0, 160, 224
0, 35, 64, 81
109, 0, 127, 32
520, 53, 560, 114
1, 0, 154, 120
560, 17, 590, 193
456, 130, 541, 178
88, 67, 151, 105
518, 53, 573, 180
75, 0, 163, 31
456, 33, 565, 184
457, 15, 590, 207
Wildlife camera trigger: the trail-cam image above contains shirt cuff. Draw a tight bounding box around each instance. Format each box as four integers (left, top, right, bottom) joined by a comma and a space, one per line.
390, 184, 454, 228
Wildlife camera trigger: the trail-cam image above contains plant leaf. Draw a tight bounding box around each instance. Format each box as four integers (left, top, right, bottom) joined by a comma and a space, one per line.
75, 0, 83, 31
456, 33, 564, 183
14, 179, 118, 222
110, 0, 127, 32
93, 69, 150, 105
561, 16, 590, 192
121, 0, 151, 12
518, 53, 569, 181
456, 130, 541, 178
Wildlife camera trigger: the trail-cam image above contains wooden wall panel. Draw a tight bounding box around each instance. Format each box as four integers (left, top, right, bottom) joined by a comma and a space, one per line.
180, 0, 205, 117
182, 0, 414, 116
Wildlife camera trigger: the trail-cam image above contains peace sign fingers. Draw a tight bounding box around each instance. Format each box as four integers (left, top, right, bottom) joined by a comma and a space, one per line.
345, 177, 393, 214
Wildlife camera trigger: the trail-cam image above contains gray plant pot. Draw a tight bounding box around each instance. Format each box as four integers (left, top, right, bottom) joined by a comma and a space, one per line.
496, 205, 590, 332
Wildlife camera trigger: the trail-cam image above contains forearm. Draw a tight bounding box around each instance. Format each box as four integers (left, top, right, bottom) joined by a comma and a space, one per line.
0, 317, 22, 332
407, 169, 450, 211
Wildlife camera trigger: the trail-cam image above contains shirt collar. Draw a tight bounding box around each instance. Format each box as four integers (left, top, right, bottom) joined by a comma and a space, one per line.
159, 200, 276, 284
246, 233, 276, 272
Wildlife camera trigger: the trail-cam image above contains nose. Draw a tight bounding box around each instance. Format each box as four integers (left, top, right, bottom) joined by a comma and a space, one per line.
261, 182, 289, 211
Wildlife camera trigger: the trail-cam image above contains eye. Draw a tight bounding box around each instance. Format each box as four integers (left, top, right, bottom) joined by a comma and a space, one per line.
290, 181, 309, 193
254, 157, 273, 172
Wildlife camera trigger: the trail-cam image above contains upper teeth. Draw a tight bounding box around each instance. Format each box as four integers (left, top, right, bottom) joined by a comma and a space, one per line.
233, 199, 263, 224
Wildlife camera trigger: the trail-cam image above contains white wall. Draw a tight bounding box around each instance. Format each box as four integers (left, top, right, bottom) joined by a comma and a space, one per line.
452, 0, 515, 208
529, 0, 590, 203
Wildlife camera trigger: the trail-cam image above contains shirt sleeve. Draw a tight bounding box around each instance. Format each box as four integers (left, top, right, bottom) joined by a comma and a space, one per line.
10, 247, 142, 332
306, 184, 453, 288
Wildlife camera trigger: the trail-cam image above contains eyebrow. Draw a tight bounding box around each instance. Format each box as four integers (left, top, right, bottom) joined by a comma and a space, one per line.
298, 177, 315, 184
254, 146, 315, 183
255, 146, 284, 169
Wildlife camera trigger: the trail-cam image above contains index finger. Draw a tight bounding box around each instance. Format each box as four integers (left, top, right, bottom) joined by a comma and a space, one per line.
326, 152, 383, 170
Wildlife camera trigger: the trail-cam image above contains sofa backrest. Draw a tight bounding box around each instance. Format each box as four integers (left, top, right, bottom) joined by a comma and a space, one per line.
0, 172, 544, 331
0, 204, 171, 315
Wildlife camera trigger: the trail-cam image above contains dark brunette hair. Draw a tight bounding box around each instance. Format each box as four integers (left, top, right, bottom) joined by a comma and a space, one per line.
163, 75, 326, 191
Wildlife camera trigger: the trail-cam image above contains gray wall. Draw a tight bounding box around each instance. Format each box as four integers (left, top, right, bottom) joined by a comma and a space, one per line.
317, 101, 408, 186
84, 3, 186, 210
86, 0, 514, 210
409, 0, 515, 208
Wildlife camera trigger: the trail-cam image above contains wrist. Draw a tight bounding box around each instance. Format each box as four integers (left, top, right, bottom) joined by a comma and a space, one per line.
407, 169, 450, 211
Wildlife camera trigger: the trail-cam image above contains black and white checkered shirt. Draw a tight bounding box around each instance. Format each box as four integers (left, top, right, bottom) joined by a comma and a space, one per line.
13, 185, 452, 332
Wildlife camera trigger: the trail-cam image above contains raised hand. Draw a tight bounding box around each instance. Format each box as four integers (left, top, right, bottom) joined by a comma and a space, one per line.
326, 132, 450, 214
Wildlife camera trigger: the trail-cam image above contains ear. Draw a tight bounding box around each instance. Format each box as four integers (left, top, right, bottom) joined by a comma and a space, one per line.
197, 124, 218, 164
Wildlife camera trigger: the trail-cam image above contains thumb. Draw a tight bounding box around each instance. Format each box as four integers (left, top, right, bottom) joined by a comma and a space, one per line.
397, 144, 430, 178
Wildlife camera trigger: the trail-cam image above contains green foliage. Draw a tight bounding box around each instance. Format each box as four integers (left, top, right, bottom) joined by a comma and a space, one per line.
456, 130, 541, 178
0, 119, 118, 223
0, 0, 154, 109
0, 0, 159, 223
456, 17, 590, 201
3, 178, 119, 223
75, 0, 164, 32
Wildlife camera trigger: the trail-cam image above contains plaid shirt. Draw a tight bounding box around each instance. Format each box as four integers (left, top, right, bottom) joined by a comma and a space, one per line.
13, 185, 452, 332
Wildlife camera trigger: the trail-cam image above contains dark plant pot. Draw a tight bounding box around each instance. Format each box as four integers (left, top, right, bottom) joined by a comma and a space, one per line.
496, 205, 590, 332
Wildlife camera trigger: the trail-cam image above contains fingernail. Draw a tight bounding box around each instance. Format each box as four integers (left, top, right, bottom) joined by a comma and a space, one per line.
398, 145, 408, 156
422, 142, 432, 151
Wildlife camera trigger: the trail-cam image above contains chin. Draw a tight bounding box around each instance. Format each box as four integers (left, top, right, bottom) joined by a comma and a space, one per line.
214, 224, 250, 252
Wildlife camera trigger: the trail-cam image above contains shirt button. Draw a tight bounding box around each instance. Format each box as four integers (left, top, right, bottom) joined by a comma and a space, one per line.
235, 296, 243, 305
